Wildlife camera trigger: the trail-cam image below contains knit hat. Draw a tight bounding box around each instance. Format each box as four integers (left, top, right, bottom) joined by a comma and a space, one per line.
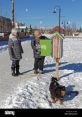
12, 28, 17, 35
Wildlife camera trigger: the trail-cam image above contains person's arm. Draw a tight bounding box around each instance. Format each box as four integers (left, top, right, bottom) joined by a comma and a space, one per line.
31, 39, 36, 50
8, 39, 15, 59
21, 44, 24, 53
40, 36, 47, 40
20, 42, 24, 53
18, 40, 24, 53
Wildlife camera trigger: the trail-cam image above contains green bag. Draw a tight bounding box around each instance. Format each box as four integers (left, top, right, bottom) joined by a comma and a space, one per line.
40, 39, 52, 56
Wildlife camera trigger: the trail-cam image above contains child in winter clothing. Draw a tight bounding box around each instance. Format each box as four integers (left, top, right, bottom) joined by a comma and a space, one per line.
8, 28, 23, 76
31, 30, 46, 74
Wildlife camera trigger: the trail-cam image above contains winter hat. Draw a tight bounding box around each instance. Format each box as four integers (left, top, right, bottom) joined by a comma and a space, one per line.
12, 28, 17, 35
9, 33, 13, 39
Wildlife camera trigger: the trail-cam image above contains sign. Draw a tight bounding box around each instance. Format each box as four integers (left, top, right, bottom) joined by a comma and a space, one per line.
40, 39, 52, 56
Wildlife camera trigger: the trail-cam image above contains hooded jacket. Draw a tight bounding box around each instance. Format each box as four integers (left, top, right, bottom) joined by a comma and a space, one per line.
8, 34, 23, 61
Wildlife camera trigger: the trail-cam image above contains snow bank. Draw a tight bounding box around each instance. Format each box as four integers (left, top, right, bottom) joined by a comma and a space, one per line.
0, 45, 8, 53
0, 40, 30, 53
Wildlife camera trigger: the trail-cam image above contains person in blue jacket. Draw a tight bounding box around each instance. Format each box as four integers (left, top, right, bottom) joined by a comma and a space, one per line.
31, 30, 46, 74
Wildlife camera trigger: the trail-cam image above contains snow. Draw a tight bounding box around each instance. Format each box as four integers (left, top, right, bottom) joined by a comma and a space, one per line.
0, 45, 8, 52
0, 37, 82, 109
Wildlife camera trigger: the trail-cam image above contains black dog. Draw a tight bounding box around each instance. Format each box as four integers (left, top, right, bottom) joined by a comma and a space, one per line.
49, 77, 66, 104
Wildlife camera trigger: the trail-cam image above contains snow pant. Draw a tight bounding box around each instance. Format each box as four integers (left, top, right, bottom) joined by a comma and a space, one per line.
34, 57, 45, 71
11, 60, 20, 75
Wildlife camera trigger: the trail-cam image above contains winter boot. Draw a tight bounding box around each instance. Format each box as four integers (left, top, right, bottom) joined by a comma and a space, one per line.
11, 67, 16, 76
34, 70, 39, 74
39, 70, 44, 74
16, 65, 20, 76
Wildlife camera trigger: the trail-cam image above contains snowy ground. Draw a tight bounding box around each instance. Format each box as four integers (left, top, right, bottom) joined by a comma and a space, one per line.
0, 38, 82, 108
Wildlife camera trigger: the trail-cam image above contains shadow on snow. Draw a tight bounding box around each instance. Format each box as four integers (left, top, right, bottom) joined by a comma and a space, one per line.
64, 85, 79, 101
59, 63, 82, 73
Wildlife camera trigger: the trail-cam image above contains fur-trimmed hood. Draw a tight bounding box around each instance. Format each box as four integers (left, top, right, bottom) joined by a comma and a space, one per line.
9, 33, 16, 39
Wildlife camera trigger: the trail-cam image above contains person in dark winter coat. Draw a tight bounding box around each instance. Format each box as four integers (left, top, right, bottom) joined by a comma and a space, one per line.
31, 30, 46, 74
8, 28, 23, 76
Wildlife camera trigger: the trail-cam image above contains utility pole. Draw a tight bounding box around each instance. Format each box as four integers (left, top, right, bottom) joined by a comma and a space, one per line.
12, 0, 15, 28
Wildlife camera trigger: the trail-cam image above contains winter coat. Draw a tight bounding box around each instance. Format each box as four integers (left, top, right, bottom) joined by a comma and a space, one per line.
8, 34, 23, 61
31, 36, 46, 58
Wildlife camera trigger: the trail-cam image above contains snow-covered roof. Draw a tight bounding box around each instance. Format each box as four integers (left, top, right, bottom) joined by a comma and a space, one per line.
42, 32, 64, 40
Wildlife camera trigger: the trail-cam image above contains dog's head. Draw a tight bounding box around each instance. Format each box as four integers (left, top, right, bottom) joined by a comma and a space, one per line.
51, 77, 58, 82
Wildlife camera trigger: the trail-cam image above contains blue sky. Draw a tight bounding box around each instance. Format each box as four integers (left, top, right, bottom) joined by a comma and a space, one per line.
0, 0, 82, 28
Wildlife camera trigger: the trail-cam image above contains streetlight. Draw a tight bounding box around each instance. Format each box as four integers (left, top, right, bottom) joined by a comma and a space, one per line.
53, 6, 61, 33
11, 0, 15, 29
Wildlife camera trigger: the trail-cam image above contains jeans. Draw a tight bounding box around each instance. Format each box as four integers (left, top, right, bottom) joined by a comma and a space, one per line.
34, 57, 45, 71
11, 60, 19, 70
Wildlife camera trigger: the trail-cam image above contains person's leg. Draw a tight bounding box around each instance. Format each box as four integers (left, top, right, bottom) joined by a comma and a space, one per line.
16, 60, 20, 75
11, 60, 16, 76
34, 58, 39, 74
38, 57, 45, 73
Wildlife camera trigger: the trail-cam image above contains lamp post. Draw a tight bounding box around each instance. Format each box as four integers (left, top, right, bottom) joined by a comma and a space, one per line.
12, 0, 15, 29
53, 6, 61, 34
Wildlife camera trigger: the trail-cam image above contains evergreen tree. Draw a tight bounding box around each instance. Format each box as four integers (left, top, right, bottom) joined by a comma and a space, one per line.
29, 24, 33, 34
77, 27, 82, 32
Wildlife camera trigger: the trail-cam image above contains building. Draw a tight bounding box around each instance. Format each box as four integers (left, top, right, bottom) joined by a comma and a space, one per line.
0, 16, 12, 33
15, 22, 28, 38
15, 22, 27, 32
52, 26, 65, 34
